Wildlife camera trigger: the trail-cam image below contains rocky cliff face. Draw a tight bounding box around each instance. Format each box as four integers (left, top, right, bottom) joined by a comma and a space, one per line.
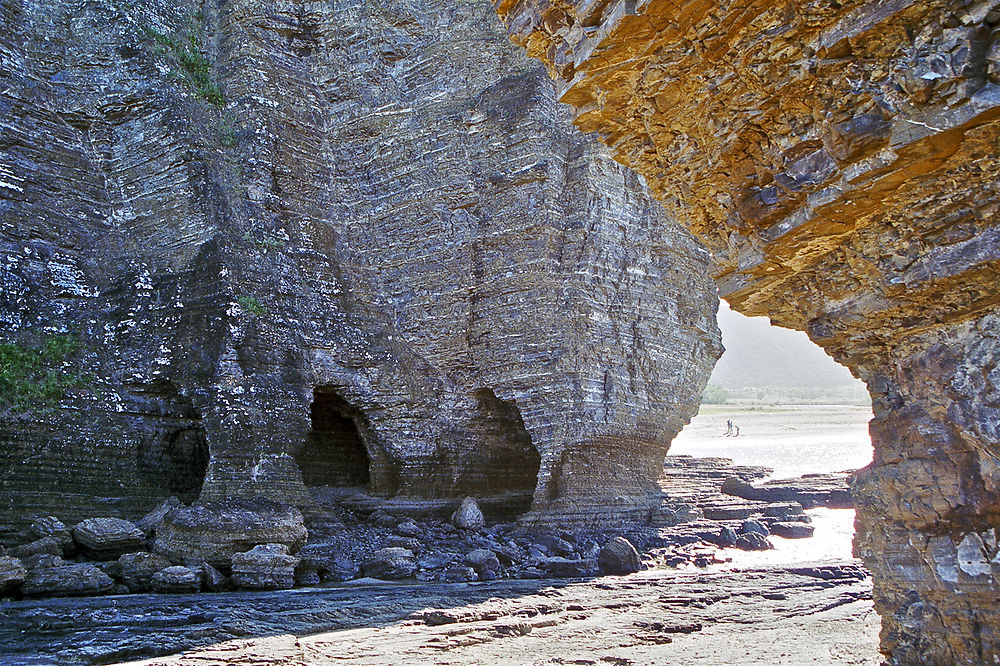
0, 0, 720, 541
493, 0, 1000, 663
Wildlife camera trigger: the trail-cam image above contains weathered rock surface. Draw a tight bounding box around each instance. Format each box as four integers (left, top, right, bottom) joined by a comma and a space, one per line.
598, 536, 641, 575
150, 566, 202, 594
361, 547, 417, 581
0, 0, 719, 548
28, 517, 74, 554
722, 473, 853, 509
231, 544, 299, 591
153, 500, 306, 569
71, 518, 145, 561
450, 497, 485, 531
0, 563, 878, 665
493, 0, 1000, 661
0, 555, 26, 592
119, 552, 173, 593
21, 558, 114, 597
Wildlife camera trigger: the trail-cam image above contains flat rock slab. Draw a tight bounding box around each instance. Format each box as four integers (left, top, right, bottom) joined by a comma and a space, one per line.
0, 562, 877, 665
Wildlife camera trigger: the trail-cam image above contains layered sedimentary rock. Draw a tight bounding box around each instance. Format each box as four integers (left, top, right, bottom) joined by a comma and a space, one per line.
493, 0, 1000, 662
0, 0, 720, 540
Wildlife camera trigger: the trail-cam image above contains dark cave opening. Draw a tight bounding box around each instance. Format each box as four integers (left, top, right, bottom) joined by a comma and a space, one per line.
297, 388, 371, 488
137, 414, 210, 502
475, 389, 541, 506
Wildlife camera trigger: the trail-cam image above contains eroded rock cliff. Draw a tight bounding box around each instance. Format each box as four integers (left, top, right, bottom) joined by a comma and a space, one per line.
0, 0, 720, 540
493, 0, 1000, 662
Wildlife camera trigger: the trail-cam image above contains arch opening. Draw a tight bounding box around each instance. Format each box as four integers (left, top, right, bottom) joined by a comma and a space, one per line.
297, 387, 371, 489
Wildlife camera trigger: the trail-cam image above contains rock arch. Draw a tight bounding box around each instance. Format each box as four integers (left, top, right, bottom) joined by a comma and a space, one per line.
493, 1, 1000, 662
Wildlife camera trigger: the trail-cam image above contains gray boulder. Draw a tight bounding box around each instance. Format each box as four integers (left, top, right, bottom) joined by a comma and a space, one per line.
396, 520, 422, 537
770, 522, 816, 539
151, 566, 202, 593
735, 532, 773, 551
153, 499, 307, 569
740, 519, 770, 537
598, 536, 641, 575
444, 565, 476, 583
464, 548, 500, 576
119, 552, 172, 592
451, 497, 484, 531
361, 547, 417, 580
0, 556, 26, 592
28, 516, 74, 553
231, 543, 299, 590
22, 557, 114, 597
72, 518, 145, 560
417, 551, 455, 570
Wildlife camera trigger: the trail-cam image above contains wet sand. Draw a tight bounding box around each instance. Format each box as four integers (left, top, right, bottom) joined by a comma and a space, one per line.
672, 404, 874, 479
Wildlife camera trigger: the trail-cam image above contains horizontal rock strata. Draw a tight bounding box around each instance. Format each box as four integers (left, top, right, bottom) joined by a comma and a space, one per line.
492, 0, 1000, 662
0, 0, 720, 542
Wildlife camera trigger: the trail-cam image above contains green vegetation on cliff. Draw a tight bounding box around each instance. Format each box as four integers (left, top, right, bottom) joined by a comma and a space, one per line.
0, 336, 90, 412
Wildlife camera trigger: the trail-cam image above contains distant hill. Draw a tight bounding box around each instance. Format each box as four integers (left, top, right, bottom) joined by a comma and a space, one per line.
707, 301, 868, 404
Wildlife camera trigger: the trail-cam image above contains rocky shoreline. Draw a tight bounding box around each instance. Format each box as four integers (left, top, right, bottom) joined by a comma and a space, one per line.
0, 456, 858, 664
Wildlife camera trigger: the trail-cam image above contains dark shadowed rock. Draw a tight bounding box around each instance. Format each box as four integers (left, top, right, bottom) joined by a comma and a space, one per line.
444, 566, 477, 583
735, 533, 773, 552
538, 557, 598, 578
119, 552, 172, 593
137, 497, 183, 538
0, 556, 26, 592
201, 562, 231, 592
740, 520, 770, 537
71, 518, 145, 561
464, 548, 500, 576
22, 558, 114, 597
28, 517, 74, 554
231, 544, 299, 590
151, 566, 202, 593
8, 536, 64, 560
598, 537, 641, 576
451, 498, 485, 531
361, 548, 417, 580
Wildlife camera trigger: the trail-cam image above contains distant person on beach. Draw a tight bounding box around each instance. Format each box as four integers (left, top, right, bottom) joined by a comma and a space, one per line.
725, 420, 734, 437
734, 425, 740, 437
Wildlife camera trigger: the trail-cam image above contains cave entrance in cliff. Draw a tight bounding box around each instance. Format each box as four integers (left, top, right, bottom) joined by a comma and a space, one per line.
298, 388, 373, 490
474, 389, 541, 518
136, 386, 210, 504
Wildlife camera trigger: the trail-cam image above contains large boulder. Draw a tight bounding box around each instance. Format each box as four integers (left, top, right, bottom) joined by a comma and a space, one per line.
28, 516, 74, 554
598, 536, 641, 576
231, 544, 299, 590
119, 552, 172, 592
151, 566, 202, 593
71, 518, 145, 560
361, 547, 417, 580
464, 548, 501, 576
0, 556, 26, 593
451, 497, 484, 531
21, 557, 114, 597
153, 499, 307, 569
